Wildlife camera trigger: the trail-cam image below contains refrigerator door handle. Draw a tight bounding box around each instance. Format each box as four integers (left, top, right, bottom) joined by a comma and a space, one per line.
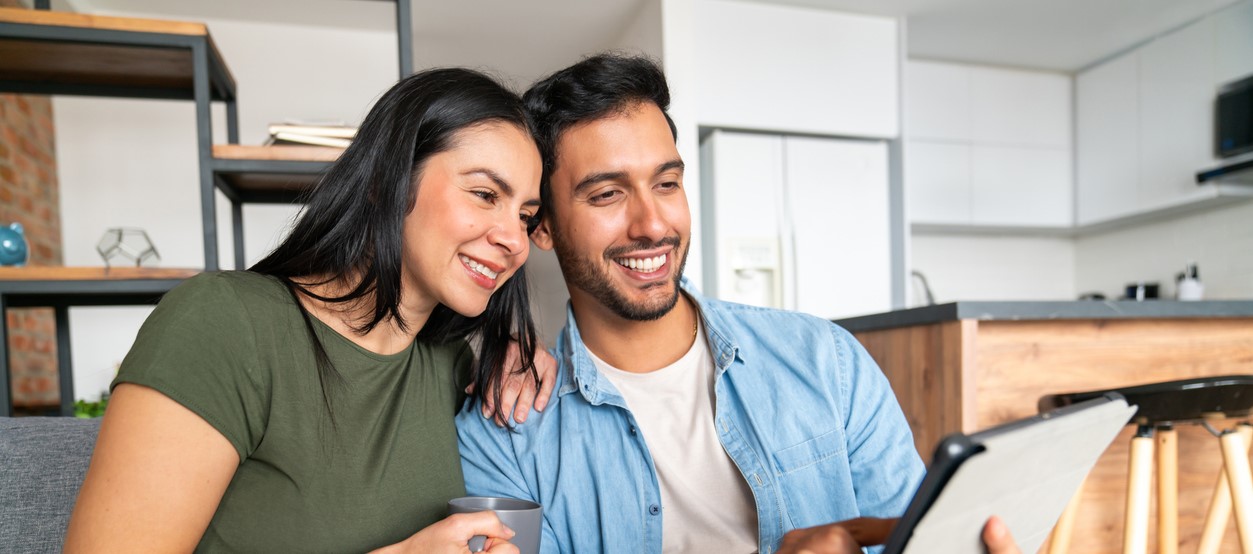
779, 137, 798, 312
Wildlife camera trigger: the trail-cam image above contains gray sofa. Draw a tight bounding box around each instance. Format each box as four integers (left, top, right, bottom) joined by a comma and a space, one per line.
0, 417, 100, 554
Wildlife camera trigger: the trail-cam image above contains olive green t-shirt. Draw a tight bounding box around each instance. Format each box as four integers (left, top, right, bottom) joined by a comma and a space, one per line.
113, 271, 470, 552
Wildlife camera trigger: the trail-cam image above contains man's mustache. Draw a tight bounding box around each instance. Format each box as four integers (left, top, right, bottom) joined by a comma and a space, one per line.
603, 237, 682, 259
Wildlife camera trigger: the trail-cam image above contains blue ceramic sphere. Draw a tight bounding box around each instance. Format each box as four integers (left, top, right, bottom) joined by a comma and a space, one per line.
0, 222, 29, 266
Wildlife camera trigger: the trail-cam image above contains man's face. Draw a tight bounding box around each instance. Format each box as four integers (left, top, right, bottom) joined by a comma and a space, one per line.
533, 101, 689, 321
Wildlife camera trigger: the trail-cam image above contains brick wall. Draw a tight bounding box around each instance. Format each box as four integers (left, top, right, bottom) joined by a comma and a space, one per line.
1, 0, 63, 411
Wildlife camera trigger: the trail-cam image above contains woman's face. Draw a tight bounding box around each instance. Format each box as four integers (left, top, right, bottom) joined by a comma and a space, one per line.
403, 121, 542, 318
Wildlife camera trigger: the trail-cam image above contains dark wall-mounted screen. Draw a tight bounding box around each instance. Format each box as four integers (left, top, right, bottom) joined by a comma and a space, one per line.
1217, 75, 1253, 158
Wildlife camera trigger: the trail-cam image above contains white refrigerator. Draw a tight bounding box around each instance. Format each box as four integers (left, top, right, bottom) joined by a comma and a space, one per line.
699, 130, 893, 320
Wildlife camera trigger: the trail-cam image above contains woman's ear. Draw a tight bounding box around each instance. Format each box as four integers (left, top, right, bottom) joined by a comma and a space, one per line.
530, 219, 555, 251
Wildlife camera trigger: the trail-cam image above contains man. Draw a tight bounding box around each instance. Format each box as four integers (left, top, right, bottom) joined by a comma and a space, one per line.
456, 54, 1019, 554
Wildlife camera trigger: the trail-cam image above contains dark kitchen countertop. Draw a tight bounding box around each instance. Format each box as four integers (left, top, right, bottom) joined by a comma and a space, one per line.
832, 300, 1253, 333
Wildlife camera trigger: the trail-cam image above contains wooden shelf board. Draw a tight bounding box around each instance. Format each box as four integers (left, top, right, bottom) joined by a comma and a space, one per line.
212, 145, 341, 199
0, 8, 234, 100
0, 266, 200, 281
213, 144, 345, 162
1, 39, 194, 92
0, 7, 208, 36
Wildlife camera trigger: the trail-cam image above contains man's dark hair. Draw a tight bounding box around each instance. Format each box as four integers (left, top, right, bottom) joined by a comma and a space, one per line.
523, 53, 678, 212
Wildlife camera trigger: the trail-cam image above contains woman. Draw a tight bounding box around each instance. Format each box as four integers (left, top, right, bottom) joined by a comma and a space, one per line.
65, 68, 550, 553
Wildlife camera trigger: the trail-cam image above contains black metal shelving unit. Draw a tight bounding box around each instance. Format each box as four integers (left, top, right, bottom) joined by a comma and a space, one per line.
0, 1, 414, 415
0, 8, 240, 270
210, 0, 413, 269
0, 272, 194, 416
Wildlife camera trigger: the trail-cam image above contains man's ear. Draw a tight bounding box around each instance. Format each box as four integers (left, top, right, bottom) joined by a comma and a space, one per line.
530, 218, 555, 251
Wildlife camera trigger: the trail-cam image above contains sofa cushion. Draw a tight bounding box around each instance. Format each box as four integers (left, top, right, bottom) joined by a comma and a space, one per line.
0, 417, 100, 554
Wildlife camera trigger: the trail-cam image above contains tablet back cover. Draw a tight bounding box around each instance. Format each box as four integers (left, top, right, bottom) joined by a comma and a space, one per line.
893, 396, 1135, 554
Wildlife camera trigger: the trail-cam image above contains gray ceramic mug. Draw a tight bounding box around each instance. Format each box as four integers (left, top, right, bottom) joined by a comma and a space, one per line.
447, 496, 542, 554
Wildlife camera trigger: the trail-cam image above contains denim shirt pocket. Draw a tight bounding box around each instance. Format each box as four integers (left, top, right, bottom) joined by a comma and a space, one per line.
771, 428, 855, 529
772, 428, 846, 474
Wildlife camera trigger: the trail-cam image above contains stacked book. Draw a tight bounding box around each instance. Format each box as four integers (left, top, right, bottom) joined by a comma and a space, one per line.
264, 122, 356, 148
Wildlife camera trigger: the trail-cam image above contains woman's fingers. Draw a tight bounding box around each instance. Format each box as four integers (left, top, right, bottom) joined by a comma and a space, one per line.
481, 339, 555, 426
532, 350, 557, 413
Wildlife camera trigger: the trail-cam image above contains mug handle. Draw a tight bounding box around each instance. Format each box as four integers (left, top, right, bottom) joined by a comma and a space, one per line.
468, 535, 487, 552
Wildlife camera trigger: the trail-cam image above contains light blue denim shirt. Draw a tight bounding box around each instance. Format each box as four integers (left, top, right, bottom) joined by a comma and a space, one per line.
456, 281, 925, 554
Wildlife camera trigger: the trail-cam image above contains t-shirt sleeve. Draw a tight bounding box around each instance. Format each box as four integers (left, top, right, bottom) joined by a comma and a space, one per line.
112, 273, 269, 462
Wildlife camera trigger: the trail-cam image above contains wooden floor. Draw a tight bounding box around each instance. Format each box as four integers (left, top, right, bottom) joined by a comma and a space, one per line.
855, 317, 1253, 553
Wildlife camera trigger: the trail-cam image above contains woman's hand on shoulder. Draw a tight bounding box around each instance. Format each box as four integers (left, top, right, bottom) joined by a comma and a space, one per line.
471, 340, 557, 426
370, 512, 518, 554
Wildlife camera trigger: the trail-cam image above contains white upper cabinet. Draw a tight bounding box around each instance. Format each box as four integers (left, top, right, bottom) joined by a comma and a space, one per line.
1076, 10, 1244, 228
1076, 51, 1140, 225
905, 61, 972, 141
1214, 1, 1253, 86
904, 60, 1073, 228
969, 67, 1071, 148
1138, 18, 1216, 209
695, 0, 898, 138
970, 145, 1073, 227
905, 141, 972, 225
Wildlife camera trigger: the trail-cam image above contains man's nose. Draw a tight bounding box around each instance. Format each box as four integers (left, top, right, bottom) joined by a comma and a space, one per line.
627, 195, 668, 242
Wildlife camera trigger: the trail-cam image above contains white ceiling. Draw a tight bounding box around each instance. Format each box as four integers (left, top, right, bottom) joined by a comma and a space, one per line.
63, 0, 1245, 74
760, 0, 1243, 71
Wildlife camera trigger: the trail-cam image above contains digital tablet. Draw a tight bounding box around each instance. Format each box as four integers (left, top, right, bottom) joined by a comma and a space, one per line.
882, 393, 1135, 554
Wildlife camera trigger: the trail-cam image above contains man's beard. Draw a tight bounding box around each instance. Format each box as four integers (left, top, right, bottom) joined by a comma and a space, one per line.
551, 228, 688, 322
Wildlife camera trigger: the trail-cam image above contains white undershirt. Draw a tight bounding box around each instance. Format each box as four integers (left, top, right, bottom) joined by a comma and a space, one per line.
591, 319, 759, 554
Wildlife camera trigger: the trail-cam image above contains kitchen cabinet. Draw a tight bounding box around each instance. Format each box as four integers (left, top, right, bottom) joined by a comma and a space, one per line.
1076, 11, 1252, 229
903, 60, 971, 141
904, 61, 1072, 229
1138, 18, 1217, 210
905, 141, 971, 225
970, 145, 1071, 227
1214, 0, 1253, 87
968, 66, 1070, 148
695, 0, 898, 138
700, 130, 892, 320
837, 301, 1253, 554
1076, 51, 1140, 225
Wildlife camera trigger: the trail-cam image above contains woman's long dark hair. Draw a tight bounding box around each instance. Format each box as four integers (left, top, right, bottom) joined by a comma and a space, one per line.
250, 67, 539, 426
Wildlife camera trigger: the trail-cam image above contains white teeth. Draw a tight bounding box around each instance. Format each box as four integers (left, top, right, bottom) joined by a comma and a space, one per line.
459, 255, 499, 280
616, 253, 667, 272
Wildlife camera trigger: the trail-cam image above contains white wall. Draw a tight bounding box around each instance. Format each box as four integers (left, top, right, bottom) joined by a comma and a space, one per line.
55, 16, 398, 401
909, 234, 1076, 304
1075, 200, 1253, 300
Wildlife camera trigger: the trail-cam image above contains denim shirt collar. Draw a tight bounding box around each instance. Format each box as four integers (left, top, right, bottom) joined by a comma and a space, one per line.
553, 277, 744, 405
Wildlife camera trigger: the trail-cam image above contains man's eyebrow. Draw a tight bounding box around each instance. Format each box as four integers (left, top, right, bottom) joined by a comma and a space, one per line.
572, 170, 628, 196
655, 159, 685, 176
571, 159, 686, 195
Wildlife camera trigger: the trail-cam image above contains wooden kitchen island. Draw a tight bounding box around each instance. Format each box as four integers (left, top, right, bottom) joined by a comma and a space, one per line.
835, 301, 1253, 553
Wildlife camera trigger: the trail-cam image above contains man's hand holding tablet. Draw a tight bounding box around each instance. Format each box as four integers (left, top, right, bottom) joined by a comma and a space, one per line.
779, 394, 1132, 554
777, 516, 1022, 554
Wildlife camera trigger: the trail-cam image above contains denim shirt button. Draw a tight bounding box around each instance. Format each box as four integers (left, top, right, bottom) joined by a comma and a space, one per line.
648, 504, 660, 516
629, 426, 637, 435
